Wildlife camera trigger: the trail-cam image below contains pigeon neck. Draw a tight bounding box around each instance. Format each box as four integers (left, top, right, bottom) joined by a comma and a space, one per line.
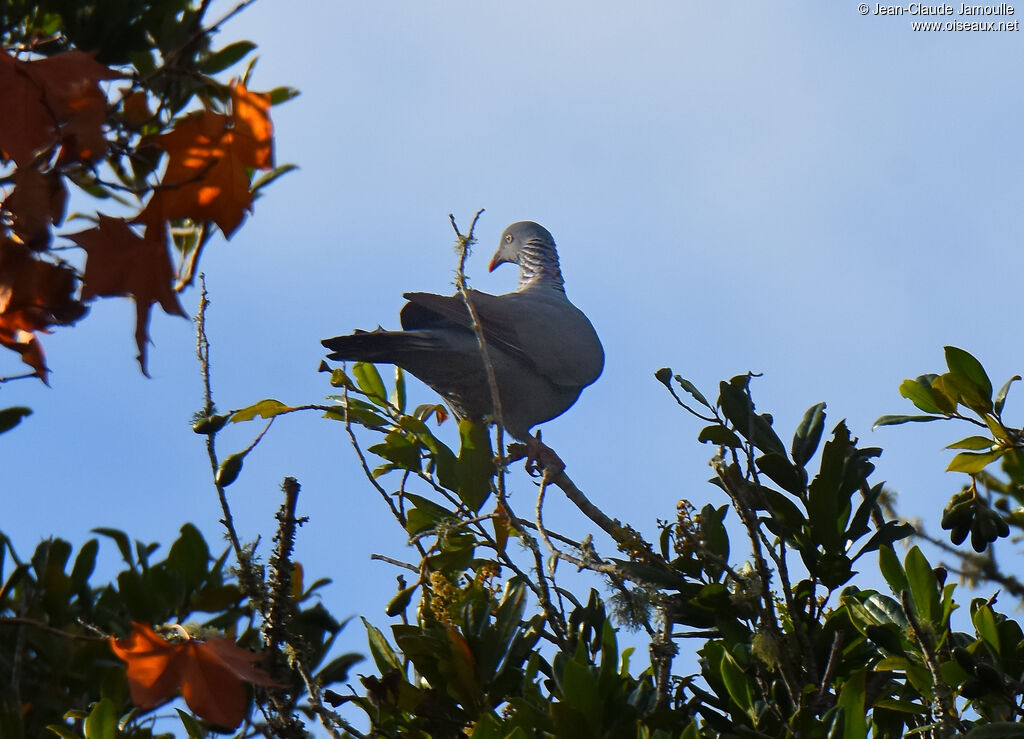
518, 239, 565, 292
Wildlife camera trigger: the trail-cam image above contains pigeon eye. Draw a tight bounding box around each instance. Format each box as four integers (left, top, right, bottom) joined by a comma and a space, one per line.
505, 234, 514, 244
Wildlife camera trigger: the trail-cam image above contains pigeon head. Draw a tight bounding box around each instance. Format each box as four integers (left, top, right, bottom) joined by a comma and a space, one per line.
490, 221, 564, 290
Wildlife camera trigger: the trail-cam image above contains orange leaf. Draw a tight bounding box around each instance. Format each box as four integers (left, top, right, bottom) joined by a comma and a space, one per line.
0, 50, 118, 166
67, 215, 186, 375
110, 622, 280, 729
109, 622, 186, 710
230, 82, 274, 169
3, 167, 67, 249
139, 83, 274, 239
0, 236, 86, 381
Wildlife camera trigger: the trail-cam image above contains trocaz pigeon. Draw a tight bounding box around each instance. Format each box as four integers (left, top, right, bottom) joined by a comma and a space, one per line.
322, 221, 603, 455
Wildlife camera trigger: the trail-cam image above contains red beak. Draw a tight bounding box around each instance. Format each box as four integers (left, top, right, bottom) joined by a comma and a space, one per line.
488, 254, 502, 272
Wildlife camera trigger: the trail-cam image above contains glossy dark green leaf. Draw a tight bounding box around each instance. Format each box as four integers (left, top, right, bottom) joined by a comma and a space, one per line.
0, 406, 31, 434
386, 583, 418, 617
198, 40, 257, 74
175, 709, 206, 739
456, 419, 494, 511
697, 424, 742, 447
760, 488, 806, 536
756, 452, 805, 496
837, 668, 867, 738
945, 346, 992, 402
718, 380, 786, 456
91, 527, 133, 568
854, 521, 914, 560
807, 423, 851, 553
995, 375, 1020, 415
872, 414, 943, 429
368, 432, 422, 471
904, 546, 940, 625
352, 362, 388, 406
69, 539, 98, 592
166, 524, 209, 590
362, 617, 403, 674
718, 648, 754, 716
791, 402, 826, 467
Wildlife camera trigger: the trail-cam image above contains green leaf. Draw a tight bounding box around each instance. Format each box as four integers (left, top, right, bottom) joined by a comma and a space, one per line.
199, 40, 257, 74
904, 546, 940, 625
697, 424, 742, 447
718, 649, 755, 718
69, 539, 98, 592
837, 668, 867, 739
83, 698, 116, 739
717, 380, 786, 456
854, 521, 914, 560
760, 488, 806, 536
166, 524, 210, 590
791, 402, 826, 467
756, 452, 805, 496
268, 86, 301, 105
456, 419, 494, 511
386, 583, 419, 617
91, 528, 133, 568
353, 362, 388, 406
934, 371, 991, 414
995, 375, 1020, 415
363, 617, 403, 674
945, 346, 992, 402
947, 449, 1005, 474
391, 366, 407, 412
946, 436, 995, 451
872, 414, 943, 429
973, 605, 1000, 654
0, 406, 31, 434
674, 374, 712, 408
251, 163, 298, 193
898, 377, 943, 415
230, 398, 294, 422
44, 726, 80, 739
175, 709, 206, 739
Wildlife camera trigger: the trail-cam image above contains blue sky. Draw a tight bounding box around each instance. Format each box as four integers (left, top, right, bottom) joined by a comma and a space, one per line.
6, 0, 1023, 729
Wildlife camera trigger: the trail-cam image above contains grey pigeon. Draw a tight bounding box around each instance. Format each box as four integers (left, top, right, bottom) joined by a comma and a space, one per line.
322, 221, 603, 449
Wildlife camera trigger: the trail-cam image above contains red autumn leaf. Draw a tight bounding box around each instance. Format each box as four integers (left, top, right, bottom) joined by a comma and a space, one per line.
0, 52, 57, 167
140, 82, 274, 239
3, 167, 67, 250
28, 51, 120, 164
0, 236, 86, 382
0, 49, 118, 166
110, 622, 280, 729
67, 215, 186, 375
